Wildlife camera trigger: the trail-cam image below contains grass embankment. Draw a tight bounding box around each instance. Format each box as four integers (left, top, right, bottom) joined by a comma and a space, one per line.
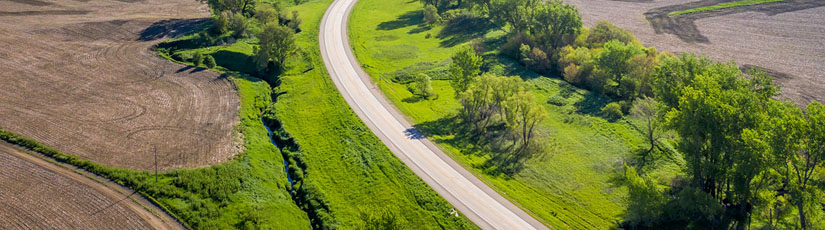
669, 0, 785, 16
349, 0, 682, 229
159, 0, 478, 229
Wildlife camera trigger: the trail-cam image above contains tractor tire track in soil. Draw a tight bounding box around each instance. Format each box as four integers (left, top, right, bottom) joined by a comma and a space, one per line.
568, 0, 825, 105
0, 143, 183, 230
0, 0, 241, 171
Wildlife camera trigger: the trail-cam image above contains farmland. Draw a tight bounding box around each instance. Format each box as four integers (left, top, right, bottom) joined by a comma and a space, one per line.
0, 0, 240, 171
0, 143, 178, 230
567, 0, 825, 105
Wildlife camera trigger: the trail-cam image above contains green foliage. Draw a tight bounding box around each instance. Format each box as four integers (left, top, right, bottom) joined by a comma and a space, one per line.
212, 11, 230, 34
449, 46, 483, 95
383, 59, 452, 83
423, 5, 440, 25
585, 20, 636, 48
601, 102, 623, 120
229, 11, 249, 38
204, 0, 257, 15
204, 55, 217, 68
360, 211, 405, 230
412, 73, 435, 98
255, 24, 295, 71
193, 51, 204, 66
623, 165, 666, 228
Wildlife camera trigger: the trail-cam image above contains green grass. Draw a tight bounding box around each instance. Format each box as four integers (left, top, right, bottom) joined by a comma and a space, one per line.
669, 0, 785, 16
349, 0, 683, 229
266, 0, 477, 228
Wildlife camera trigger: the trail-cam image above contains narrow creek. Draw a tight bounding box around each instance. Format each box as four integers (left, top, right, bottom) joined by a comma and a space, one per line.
262, 117, 294, 193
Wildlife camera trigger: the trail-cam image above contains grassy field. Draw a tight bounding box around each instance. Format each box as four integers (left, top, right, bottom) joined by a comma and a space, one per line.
349, 0, 682, 229
669, 0, 785, 16
158, 0, 479, 228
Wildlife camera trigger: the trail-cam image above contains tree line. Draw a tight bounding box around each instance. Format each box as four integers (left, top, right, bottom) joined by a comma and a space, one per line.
419, 0, 825, 228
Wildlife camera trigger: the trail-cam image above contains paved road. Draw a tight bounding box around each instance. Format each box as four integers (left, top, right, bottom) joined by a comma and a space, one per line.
320, 0, 548, 229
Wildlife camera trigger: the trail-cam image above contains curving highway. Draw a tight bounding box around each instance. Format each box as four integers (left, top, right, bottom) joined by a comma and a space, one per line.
319, 0, 549, 229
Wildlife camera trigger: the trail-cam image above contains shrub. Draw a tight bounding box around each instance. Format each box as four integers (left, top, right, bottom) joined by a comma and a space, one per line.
192, 51, 204, 66
585, 20, 636, 48
411, 73, 434, 99
423, 5, 440, 25
212, 11, 230, 34
601, 102, 623, 120
204, 55, 216, 68
229, 12, 249, 38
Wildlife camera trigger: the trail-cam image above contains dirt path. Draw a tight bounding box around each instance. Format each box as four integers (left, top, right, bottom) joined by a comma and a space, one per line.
0, 0, 241, 171
0, 143, 183, 230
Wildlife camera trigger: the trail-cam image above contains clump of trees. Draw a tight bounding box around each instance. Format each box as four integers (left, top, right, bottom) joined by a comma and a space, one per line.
620, 53, 825, 229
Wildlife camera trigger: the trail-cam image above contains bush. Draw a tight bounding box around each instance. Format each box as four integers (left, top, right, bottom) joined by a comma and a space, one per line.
229, 12, 249, 38
411, 73, 434, 98
585, 20, 636, 48
423, 5, 440, 25
204, 55, 216, 68
601, 102, 623, 120
192, 51, 204, 66
212, 11, 230, 34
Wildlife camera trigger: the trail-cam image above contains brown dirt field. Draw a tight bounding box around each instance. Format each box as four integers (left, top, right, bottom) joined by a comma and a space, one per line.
565, 0, 825, 105
0, 0, 241, 171
0, 143, 182, 230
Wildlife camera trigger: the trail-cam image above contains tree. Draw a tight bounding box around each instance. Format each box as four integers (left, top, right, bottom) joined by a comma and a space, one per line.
528, 0, 582, 49
193, 51, 204, 66
502, 91, 547, 167
212, 11, 230, 34
449, 47, 483, 95
254, 24, 296, 72
585, 20, 636, 48
423, 5, 441, 25
630, 96, 664, 169
597, 40, 643, 98
205, 0, 256, 15
768, 101, 825, 229
254, 4, 279, 25
204, 55, 216, 68
412, 73, 434, 98
459, 74, 498, 135
229, 12, 249, 38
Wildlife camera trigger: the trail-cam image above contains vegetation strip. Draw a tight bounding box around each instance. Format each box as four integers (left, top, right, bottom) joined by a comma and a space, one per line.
668, 0, 785, 16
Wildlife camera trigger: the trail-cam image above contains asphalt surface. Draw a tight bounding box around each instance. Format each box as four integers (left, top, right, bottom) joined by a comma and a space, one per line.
319, 0, 549, 229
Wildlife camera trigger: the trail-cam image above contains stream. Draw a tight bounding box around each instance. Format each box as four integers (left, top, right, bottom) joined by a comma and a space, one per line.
262, 117, 294, 192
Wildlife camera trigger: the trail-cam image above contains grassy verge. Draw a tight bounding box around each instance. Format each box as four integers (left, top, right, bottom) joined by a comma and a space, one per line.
348, 0, 682, 229
157, 0, 479, 228
669, 0, 785, 16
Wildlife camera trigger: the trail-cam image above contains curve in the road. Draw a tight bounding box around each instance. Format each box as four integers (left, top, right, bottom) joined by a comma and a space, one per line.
319, 0, 549, 229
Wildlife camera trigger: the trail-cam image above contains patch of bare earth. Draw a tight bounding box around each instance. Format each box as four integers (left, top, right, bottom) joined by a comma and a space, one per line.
0, 0, 241, 171
565, 0, 825, 105
0, 143, 180, 229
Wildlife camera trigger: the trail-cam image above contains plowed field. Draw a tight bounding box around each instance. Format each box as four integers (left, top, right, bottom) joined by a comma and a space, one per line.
566, 0, 825, 105
0, 0, 240, 170
0, 143, 181, 229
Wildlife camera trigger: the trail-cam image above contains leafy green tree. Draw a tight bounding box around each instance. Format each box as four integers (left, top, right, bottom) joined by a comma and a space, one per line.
204, 0, 256, 15
502, 91, 547, 166
423, 5, 441, 25
212, 11, 230, 34
229, 12, 249, 38
585, 20, 636, 48
601, 102, 623, 120
528, 0, 581, 49
254, 24, 296, 72
204, 55, 217, 68
254, 4, 279, 25
449, 47, 483, 95
623, 165, 666, 228
193, 51, 204, 66
412, 73, 434, 98
597, 40, 643, 97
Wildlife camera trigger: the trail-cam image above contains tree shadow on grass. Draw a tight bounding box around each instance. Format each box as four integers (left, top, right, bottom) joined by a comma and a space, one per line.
437, 15, 497, 47
644, 0, 825, 43
377, 10, 424, 31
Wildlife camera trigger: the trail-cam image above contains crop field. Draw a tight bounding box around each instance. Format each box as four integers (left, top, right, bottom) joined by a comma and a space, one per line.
0, 0, 240, 171
565, 0, 825, 105
0, 144, 173, 230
